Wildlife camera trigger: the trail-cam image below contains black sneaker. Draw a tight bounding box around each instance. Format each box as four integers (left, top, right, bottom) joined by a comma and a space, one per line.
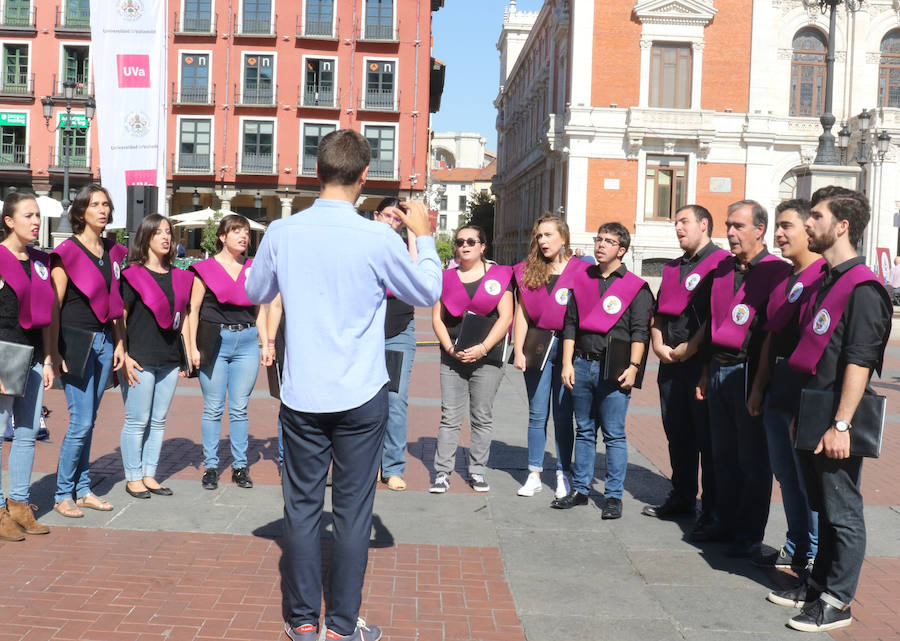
754, 545, 794, 568
788, 598, 852, 632
767, 583, 821, 608
232, 467, 253, 488
201, 468, 218, 490
601, 497, 623, 520
468, 474, 489, 492
550, 490, 588, 509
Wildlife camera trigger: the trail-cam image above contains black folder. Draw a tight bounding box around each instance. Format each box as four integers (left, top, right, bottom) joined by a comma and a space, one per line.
196, 319, 222, 366
178, 335, 197, 378
603, 337, 648, 389
0, 341, 34, 397
58, 326, 93, 381
385, 350, 403, 393
453, 311, 494, 352
795, 388, 886, 458
266, 361, 282, 399
508, 327, 556, 372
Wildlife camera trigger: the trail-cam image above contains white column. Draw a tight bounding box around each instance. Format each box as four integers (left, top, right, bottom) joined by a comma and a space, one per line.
639, 39, 652, 107
280, 197, 293, 218
691, 41, 704, 110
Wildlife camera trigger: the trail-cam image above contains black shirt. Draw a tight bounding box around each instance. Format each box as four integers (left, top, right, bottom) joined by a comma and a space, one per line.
56, 237, 113, 332
199, 288, 255, 325
0, 258, 43, 363
385, 297, 414, 338
709, 247, 772, 365
442, 276, 513, 363
122, 271, 183, 368
563, 264, 653, 356
656, 241, 718, 349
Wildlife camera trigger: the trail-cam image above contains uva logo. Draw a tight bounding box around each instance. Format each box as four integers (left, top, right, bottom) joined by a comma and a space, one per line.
118, 0, 143, 20
117, 54, 151, 88
124, 111, 150, 137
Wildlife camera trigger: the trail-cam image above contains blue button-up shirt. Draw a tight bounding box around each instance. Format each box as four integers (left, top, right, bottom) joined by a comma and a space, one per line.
245, 198, 442, 412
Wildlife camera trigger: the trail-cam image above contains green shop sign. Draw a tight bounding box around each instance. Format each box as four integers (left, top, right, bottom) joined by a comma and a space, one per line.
0, 112, 27, 127
58, 113, 89, 129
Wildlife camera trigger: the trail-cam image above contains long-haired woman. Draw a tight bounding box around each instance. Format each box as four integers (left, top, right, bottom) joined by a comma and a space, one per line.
429, 225, 513, 494
49, 184, 127, 517
512, 214, 587, 498
119, 214, 195, 499
0, 193, 55, 538
187, 214, 269, 491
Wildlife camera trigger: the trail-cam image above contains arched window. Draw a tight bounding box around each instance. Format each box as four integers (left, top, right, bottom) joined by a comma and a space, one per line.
878, 30, 900, 108
790, 28, 827, 117
433, 147, 454, 169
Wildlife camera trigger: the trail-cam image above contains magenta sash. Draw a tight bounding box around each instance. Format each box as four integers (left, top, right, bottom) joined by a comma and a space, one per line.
52, 238, 128, 323
441, 264, 513, 317
0, 245, 53, 329
710, 254, 792, 351
122, 265, 195, 330
513, 258, 588, 331
788, 264, 881, 375
763, 258, 826, 333
656, 247, 730, 316
572, 269, 647, 334
190, 257, 254, 307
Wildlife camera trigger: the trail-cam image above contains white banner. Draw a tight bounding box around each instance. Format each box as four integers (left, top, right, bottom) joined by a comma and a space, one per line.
90, 0, 167, 227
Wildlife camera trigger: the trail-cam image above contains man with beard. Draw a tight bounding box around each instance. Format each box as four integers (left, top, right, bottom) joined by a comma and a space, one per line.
767, 186, 891, 633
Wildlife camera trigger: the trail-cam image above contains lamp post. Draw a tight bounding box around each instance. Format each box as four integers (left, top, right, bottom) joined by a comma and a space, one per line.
42, 80, 96, 243
192, 188, 201, 210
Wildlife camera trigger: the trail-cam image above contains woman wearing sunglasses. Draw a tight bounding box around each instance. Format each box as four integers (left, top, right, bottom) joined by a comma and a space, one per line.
429, 226, 513, 494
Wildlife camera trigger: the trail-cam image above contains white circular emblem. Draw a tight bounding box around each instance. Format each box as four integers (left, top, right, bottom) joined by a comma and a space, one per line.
555, 288, 569, 306
684, 273, 701, 291
484, 279, 502, 296
124, 111, 150, 137
118, 0, 143, 20
813, 309, 831, 335
173, 311, 181, 330
34, 261, 48, 280
602, 295, 622, 315
113, 262, 121, 280
731, 304, 750, 326
788, 282, 804, 303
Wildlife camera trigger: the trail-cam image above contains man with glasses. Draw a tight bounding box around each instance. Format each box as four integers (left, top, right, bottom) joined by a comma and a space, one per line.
555, 223, 653, 519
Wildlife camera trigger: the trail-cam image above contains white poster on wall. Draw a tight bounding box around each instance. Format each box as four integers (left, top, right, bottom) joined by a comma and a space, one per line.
90, 0, 167, 227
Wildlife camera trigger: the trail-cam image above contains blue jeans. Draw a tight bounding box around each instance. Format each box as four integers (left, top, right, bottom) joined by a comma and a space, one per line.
382, 320, 416, 478
55, 329, 115, 503
764, 394, 818, 560
523, 340, 574, 473
120, 365, 180, 482
0, 362, 45, 503
198, 326, 259, 469
570, 356, 631, 498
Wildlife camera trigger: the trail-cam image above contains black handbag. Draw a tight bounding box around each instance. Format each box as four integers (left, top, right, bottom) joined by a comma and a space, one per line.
795, 388, 886, 458
58, 326, 94, 380
0, 340, 34, 397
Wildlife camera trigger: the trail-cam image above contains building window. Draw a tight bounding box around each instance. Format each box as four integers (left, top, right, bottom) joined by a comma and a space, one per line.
179, 118, 212, 172
57, 114, 88, 167
301, 122, 335, 175
458, 195, 467, 211
644, 156, 686, 220
65, 0, 89, 26
0, 119, 26, 166
242, 54, 274, 104
433, 147, 454, 169
366, 124, 395, 176
183, 0, 212, 32
242, 120, 274, 173
365, 60, 395, 110
878, 30, 900, 108
438, 214, 447, 230
242, 0, 271, 34
61, 45, 89, 96
2, 44, 28, 94
790, 28, 826, 117
4, 0, 31, 26
304, 58, 334, 107
365, 0, 393, 40
649, 43, 691, 109
180, 53, 210, 103
305, 0, 333, 37
439, 196, 447, 210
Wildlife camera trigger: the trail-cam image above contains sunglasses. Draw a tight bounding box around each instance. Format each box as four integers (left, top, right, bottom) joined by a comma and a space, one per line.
455, 237, 481, 247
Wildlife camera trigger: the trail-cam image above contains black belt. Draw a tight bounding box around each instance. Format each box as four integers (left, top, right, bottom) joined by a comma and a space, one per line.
575, 350, 605, 362
221, 322, 254, 331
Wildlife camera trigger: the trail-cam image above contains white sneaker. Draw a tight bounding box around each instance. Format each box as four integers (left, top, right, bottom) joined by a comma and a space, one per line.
555, 471, 571, 499
517, 473, 543, 497
429, 473, 450, 494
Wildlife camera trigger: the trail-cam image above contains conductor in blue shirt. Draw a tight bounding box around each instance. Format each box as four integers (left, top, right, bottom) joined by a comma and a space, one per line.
245, 129, 442, 641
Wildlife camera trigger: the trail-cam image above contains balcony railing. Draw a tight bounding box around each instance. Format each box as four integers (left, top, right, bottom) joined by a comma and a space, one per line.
0, 73, 34, 98
299, 152, 317, 176
299, 84, 338, 109
237, 152, 278, 175
55, 6, 90, 31
174, 11, 217, 34
360, 88, 398, 112
0, 6, 36, 31
235, 84, 277, 107
296, 15, 339, 39
362, 22, 394, 41
0, 144, 28, 169
51, 75, 93, 99
172, 82, 215, 106
235, 13, 276, 36
367, 158, 396, 180
172, 151, 215, 175
49, 145, 89, 170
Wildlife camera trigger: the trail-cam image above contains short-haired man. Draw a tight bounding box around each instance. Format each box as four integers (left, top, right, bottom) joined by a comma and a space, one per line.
645, 205, 729, 532
697, 200, 791, 555
556, 222, 653, 519
767, 186, 891, 633
748, 200, 823, 572
245, 129, 442, 641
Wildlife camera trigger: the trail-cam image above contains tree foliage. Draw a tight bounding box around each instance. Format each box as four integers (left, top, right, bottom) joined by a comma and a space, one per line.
201, 211, 224, 256
463, 191, 495, 258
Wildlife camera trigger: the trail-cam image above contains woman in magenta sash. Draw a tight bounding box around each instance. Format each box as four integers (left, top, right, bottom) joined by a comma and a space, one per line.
119, 214, 194, 499
429, 225, 513, 494
187, 214, 270, 491
49, 184, 127, 517
512, 214, 586, 499
0, 193, 54, 539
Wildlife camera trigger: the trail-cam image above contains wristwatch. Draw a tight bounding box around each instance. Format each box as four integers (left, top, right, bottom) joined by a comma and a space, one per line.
833, 419, 851, 432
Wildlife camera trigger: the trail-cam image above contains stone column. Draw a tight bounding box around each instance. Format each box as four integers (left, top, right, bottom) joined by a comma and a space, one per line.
280, 197, 293, 218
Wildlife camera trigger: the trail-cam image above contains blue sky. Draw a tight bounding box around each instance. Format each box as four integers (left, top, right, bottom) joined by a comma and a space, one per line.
431, 1, 545, 154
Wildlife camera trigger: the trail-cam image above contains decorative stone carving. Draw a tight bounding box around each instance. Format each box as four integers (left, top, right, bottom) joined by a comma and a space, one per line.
632, 0, 717, 27
626, 133, 644, 159
866, 52, 881, 64
778, 48, 793, 60
697, 138, 712, 159
663, 140, 676, 154
835, 51, 847, 63
799, 145, 817, 165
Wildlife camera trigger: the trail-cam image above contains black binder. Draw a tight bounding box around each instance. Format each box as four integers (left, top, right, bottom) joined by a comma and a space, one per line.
177, 335, 197, 378
453, 311, 493, 352
795, 388, 886, 458
58, 326, 94, 380
603, 337, 648, 389
385, 350, 403, 393
196, 319, 222, 366
508, 327, 556, 371
0, 341, 34, 397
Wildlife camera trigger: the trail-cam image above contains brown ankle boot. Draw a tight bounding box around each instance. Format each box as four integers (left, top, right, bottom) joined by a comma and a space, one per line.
6, 499, 49, 535
0, 507, 25, 541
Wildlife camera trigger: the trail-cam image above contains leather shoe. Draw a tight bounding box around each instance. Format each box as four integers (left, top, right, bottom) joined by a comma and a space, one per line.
147, 486, 173, 496
125, 485, 151, 499
550, 490, 588, 509
641, 500, 694, 519
601, 497, 623, 520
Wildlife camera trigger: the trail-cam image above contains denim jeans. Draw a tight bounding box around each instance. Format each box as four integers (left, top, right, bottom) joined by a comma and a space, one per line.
198, 326, 260, 469
763, 394, 818, 560
523, 339, 574, 473
382, 319, 416, 478
55, 329, 114, 503
570, 356, 631, 498
120, 365, 180, 482
707, 359, 772, 544
0, 362, 45, 503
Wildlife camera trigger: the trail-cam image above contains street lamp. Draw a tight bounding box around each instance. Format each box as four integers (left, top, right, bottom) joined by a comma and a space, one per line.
42, 79, 96, 238
192, 188, 201, 208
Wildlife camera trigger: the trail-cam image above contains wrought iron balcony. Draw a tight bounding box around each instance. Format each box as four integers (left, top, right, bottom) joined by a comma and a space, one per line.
296, 15, 339, 39
237, 152, 278, 175
174, 11, 217, 34
0, 72, 33, 98
235, 13, 276, 36
360, 88, 399, 112
235, 84, 277, 107
51, 75, 93, 100
299, 84, 338, 109
172, 151, 216, 175
172, 82, 216, 106
0, 144, 28, 169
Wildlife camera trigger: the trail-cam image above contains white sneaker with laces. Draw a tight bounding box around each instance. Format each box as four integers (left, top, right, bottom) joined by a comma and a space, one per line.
429, 473, 450, 494
517, 473, 543, 497
555, 471, 571, 499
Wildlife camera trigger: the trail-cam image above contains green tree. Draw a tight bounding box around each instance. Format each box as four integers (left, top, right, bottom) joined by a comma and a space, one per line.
201, 211, 223, 256
435, 237, 455, 267
462, 191, 495, 258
